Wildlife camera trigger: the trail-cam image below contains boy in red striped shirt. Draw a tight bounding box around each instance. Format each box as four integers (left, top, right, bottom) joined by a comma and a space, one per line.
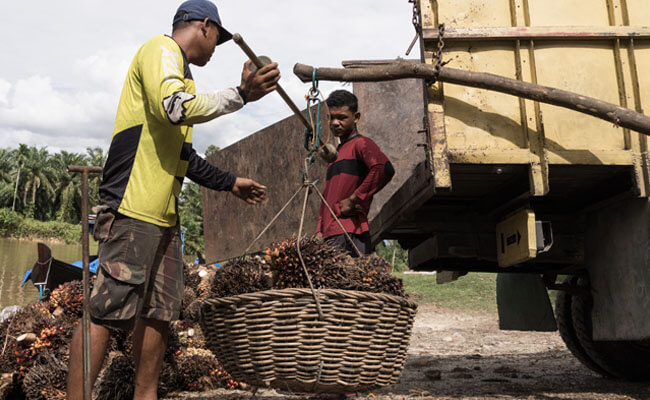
316, 90, 395, 256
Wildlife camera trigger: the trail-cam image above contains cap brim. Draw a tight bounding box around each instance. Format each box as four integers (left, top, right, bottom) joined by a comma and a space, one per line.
216, 25, 233, 45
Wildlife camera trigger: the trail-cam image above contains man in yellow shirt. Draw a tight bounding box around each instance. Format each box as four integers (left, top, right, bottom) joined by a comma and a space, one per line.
66, 1, 280, 398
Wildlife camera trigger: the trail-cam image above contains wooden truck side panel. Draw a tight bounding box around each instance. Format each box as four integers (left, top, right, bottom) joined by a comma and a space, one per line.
421, 0, 650, 196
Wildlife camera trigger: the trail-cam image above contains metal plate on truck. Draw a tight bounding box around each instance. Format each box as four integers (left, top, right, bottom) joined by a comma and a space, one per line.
496, 208, 536, 267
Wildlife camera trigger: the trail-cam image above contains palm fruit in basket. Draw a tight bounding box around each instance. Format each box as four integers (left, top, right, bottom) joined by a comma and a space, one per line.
260, 235, 406, 297
208, 257, 271, 298
200, 235, 417, 394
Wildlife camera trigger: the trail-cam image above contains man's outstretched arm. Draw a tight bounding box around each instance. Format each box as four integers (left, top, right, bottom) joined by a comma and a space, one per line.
185, 146, 266, 204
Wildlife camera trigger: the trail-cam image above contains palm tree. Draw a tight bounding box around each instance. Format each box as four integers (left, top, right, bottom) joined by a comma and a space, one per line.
0, 149, 14, 207
0, 148, 12, 183
10, 144, 29, 211
20, 146, 56, 219
86, 146, 106, 208
51, 151, 87, 222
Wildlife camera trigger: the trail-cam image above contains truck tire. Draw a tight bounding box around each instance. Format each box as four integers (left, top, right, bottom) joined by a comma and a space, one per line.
554, 276, 613, 377
571, 277, 650, 381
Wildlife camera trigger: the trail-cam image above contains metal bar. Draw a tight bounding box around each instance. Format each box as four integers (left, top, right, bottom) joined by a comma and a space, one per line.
422, 0, 451, 191
448, 148, 635, 165
422, 26, 650, 41
510, 0, 544, 196
620, 0, 650, 196
620, 0, 631, 26
80, 168, 90, 400
67, 165, 102, 400
607, 0, 632, 150
509, 0, 531, 147
232, 33, 312, 131
522, 0, 549, 195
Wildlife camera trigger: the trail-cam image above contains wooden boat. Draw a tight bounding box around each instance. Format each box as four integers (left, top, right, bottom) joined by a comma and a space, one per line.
21, 243, 97, 299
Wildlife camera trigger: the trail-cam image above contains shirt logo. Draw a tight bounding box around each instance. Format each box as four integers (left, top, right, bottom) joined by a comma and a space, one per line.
160, 45, 181, 78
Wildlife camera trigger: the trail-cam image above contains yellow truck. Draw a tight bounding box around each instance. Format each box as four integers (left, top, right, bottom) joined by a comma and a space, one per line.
203, 0, 650, 380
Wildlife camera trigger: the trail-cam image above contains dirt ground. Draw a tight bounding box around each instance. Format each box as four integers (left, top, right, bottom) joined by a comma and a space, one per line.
165, 304, 650, 400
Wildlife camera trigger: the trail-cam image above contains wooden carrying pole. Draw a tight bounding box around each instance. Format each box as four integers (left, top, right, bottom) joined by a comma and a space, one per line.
233, 33, 312, 131
66, 165, 102, 400
294, 62, 650, 136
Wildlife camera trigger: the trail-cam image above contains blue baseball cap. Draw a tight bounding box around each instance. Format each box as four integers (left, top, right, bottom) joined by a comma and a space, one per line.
173, 0, 233, 45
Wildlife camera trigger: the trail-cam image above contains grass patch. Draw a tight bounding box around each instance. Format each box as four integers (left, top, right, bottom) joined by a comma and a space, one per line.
398, 272, 497, 313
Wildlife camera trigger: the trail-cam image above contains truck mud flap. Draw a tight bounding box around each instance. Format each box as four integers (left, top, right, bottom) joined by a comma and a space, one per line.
496, 273, 557, 332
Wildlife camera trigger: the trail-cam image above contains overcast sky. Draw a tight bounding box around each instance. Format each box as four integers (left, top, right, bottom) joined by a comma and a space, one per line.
0, 1, 418, 155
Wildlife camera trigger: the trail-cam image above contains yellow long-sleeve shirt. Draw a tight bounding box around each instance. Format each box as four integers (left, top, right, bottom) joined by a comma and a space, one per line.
100, 35, 243, 227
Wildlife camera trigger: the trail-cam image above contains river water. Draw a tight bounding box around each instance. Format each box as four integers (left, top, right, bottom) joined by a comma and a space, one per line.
0, 238, 98, 309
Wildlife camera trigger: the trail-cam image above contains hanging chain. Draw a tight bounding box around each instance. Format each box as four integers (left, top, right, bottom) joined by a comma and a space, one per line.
303, 68, 323, 180
405, 0, 421, 56
431, 23, 446, 84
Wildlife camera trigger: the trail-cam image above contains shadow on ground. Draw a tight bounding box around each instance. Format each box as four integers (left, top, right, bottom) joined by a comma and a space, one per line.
165, 350, 650, 400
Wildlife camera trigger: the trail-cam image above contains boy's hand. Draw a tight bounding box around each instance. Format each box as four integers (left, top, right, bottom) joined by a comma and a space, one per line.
339, 194, 362, 217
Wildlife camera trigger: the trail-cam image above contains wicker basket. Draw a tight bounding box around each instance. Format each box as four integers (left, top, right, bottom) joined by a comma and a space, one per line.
200, 288, 417, 394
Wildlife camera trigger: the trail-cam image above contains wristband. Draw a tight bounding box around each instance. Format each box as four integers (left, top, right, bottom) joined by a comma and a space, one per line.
236, 86, 248, 104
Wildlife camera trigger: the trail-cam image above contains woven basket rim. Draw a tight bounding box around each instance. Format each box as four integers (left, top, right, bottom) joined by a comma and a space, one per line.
201, 287, 417, 309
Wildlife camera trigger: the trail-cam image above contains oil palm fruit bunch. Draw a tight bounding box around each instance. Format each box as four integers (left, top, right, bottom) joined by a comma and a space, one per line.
265, 236, 349, 289
266, 236, 408, 297
47, 280, 85, 318
185, 268, 218, 323
22, 351, 67, 400
350, 255, 406, 297
176, 354, 239, 391
206, 235, 408, 298
183, 263, 202, 293
196, 268, 216, 299
209, 257, 271, 298
108, 328, 132, 355
95, 355, 135, 400
181, 286, 199, 321
14, 323, 68, 375
0, 302, 53, 374
176, 322, 207, 349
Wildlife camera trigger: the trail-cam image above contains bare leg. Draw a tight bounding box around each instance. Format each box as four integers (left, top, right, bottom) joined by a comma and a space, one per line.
66, 321, 111, 400
132, 317, 169, 400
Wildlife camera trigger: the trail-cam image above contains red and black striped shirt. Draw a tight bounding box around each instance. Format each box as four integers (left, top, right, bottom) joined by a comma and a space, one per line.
317, 134, 394, 238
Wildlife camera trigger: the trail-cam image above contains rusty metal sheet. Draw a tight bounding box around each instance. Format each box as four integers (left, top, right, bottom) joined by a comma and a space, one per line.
203, 76, 428, 260
353, 77, 429, 222
202, 111, 327, 262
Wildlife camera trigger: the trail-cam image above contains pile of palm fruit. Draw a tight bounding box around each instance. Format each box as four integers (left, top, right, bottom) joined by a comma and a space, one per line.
0, 266, 239, 400
0, 235, 403, 399
207, 235, 406, 299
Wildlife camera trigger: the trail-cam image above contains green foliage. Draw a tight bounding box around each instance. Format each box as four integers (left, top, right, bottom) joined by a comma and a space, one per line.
0, 208, 21, 236
0, 143, 214, 253
375, 240, 408, 272
0, 207, 81, 243
0, 145, 104, 230
205, 145, 220, 157
179, 182, 205, 259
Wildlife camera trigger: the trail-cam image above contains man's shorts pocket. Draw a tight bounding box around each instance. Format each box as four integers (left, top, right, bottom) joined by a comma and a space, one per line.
90, 218, 148, 322
90, 261, 145, 321
93, 210, 116, 242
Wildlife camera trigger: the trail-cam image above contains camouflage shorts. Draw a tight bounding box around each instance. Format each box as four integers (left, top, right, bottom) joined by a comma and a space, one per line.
89, 210, 183, 330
